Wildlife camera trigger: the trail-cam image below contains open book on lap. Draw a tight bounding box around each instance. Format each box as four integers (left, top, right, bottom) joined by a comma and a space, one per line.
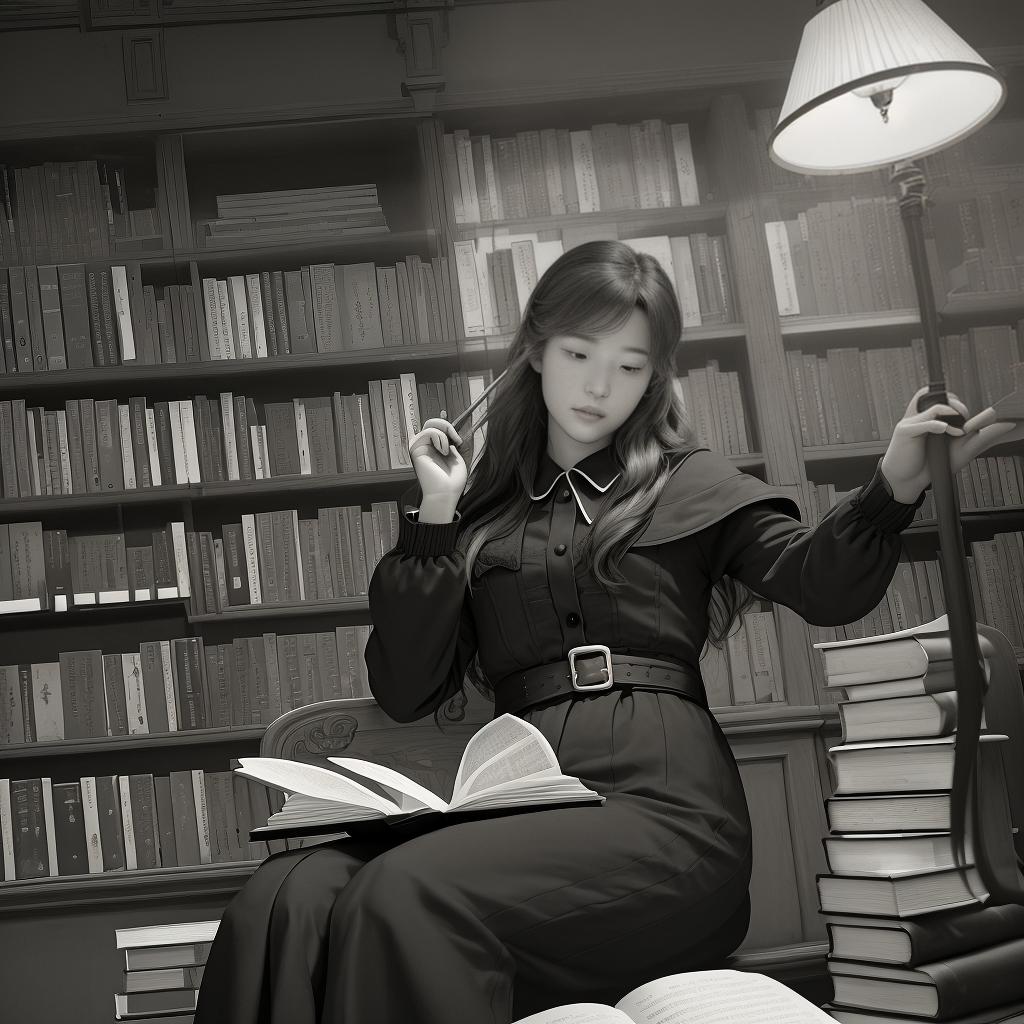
512, 970, 837, 1024
237, 713, 604, 840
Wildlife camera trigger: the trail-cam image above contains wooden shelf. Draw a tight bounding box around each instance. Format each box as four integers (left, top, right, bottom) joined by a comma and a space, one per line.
0, 862, 261, 914
0, 596, 188, 628
452, 202, 729, 240
804, 437, 1024, 466
680, 322, 747, 343
906, 505, 1024, 536
803, 441, 888, 463
0, 326, 747, 397
188, 596, 369, 623
0, 342, 484, 396
940, 291, 1024, 320
48, 228, 439, 273
196, 468, 415, 501
0, 726, 266, 762
0, 469, 416, 516
780, 309, 921, 337
0, 484, 194, 515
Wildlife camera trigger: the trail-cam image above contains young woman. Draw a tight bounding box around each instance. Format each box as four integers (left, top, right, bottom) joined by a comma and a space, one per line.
195, 240, 1016, 1024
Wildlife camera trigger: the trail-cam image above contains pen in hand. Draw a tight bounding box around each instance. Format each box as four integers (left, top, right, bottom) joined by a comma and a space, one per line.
438, 368, 507, 443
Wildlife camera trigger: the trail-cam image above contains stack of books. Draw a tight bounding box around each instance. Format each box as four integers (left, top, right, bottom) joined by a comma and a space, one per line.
195, 184, 389, 248
115, 919, 219, 1023
813, 616, 1024, 1024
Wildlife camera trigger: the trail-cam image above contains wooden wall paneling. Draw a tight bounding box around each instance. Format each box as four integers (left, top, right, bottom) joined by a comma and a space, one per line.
122, 28, 170, 102
733, 729, 830, 950
388, 1, 452, 112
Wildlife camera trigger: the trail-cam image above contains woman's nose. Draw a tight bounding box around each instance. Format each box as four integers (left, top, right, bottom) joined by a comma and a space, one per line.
585, 372, 610, 398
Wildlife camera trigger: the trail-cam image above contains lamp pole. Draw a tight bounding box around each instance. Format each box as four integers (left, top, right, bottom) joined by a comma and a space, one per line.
892, 160, 1024, 900
769, 0, 1023, 904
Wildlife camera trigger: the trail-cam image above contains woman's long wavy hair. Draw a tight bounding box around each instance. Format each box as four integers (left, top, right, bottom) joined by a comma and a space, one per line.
454, 240, 755, 699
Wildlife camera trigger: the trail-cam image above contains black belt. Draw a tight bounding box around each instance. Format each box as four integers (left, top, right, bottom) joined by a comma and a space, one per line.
493, 645, 708, 717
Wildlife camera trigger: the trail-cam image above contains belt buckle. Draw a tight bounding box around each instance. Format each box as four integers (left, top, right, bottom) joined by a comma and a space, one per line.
568, 644, 614, 692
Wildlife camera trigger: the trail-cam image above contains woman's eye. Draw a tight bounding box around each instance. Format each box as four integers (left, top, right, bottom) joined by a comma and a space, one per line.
564, 349, 586, 360
622, 365, 644, 374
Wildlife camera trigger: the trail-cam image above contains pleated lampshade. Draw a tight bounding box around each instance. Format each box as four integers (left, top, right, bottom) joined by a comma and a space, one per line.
769, 0, 1006, 174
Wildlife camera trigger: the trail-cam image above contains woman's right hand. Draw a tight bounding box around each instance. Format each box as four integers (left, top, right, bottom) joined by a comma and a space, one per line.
409, 417, 467, 501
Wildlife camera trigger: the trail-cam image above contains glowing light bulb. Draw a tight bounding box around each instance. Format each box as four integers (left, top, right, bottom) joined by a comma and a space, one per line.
852, 75, 909, 123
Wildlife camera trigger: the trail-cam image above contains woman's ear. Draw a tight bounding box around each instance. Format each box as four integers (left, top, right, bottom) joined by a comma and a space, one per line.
528, 353, 542, 373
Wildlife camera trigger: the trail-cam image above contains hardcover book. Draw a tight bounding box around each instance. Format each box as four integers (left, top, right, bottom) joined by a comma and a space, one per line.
238, 714, 603, 839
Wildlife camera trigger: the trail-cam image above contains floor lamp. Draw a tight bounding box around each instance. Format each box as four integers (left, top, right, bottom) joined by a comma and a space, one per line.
769, 0, 1024, 903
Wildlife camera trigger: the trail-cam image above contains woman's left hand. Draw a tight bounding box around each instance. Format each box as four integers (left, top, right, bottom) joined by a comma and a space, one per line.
880, 386, 1024, 504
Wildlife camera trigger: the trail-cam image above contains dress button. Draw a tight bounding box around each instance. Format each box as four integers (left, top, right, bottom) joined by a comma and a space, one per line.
553, 543, 567, 556
566, 612, 580, 627
559, 488, 571, 502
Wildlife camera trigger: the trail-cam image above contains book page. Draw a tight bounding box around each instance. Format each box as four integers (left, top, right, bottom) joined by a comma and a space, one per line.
513, 1004, 630, 1024
234, 758, 397, 814
453, 737, 558, 804
456, 714, 540, 783
813, 615, 950, 650
614, 971, 836, 1024
327, 757, 448, 813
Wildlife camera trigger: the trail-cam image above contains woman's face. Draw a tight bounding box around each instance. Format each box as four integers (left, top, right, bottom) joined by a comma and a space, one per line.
529, 307, 654, 468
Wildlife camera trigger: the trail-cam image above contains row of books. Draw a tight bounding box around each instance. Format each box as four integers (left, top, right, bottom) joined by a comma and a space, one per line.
0, 497, 395, 616
195, 183, 390, 248
697, 608, 784, 708
453, 228, 736, 337
930, 190, 1024, 297
442, 118, 702, 225
0, 767, 280, 885
0, 368, 492, 500
0, 252, 468, 377
0, 625, 372, 744
0, 520, 184, 615
785, 325, 1020, 447
765, 199, 919, 317
191, 256, 460, 358
811, 534, 1024, 660
185, 500, 398, 615
674, 362, 750, 457
814, 620, 1024, 1023
768, 190, 1024, 319
0, 356, 750, 502
801, 456, 1024, 529
0, 159, 164, 268
616, 232, 737, 326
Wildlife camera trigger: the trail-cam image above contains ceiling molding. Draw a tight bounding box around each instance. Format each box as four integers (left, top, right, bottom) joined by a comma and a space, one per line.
0, 97, 421, 142
436, 43, 1024, 112
437, 60, 799, 111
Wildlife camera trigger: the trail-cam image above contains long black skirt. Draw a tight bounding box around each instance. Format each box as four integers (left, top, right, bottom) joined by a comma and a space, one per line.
193, 690, 753, 1024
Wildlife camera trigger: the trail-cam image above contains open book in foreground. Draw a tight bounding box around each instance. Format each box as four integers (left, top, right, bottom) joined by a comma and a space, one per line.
512, 969, 836, 1024
237, 713, 604, 839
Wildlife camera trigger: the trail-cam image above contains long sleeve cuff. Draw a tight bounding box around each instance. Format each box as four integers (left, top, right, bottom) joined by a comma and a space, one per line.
852, 458, 926, 535
397, 510, 461, 556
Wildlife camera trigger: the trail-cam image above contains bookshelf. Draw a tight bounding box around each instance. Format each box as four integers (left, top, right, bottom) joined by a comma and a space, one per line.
0, 10, 1022, 1021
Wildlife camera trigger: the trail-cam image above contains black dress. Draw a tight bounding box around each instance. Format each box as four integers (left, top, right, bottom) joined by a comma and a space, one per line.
194, 445, 923, 1024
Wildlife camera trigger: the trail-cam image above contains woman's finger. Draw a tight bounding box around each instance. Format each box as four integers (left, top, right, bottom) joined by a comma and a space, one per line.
948, 396, 969, 419
906, 403, 961, 423
901, 419, 964, 436
904, 386, 930, 416
963, 407, 998, 433
962, 420, 1018, 456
